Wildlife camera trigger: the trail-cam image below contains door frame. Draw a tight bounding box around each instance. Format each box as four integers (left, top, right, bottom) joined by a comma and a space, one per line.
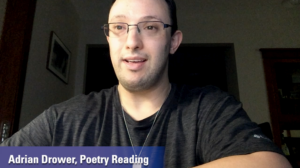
0, 0, 37, 140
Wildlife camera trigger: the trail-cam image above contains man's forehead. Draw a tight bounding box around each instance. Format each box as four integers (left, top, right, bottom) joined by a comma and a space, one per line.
108, 0, 169, 22
110, 15, 164, 22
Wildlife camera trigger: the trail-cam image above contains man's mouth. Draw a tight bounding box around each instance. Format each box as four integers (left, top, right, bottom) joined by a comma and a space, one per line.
122, 58, 147, 70
124, 59, 147, 63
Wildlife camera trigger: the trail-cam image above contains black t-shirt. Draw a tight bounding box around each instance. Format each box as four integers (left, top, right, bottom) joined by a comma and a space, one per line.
1, 84, 283, 167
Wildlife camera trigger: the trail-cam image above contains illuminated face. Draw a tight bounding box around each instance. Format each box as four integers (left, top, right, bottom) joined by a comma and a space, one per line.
107, 0, 175, 91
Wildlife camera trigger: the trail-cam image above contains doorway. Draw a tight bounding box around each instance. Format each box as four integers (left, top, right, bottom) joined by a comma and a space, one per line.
85, 44, 239, 99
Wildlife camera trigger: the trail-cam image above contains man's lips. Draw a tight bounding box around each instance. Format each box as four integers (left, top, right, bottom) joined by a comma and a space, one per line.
122, 57, 147, 70
122, 56, 147, 62
123, 59, 147, 63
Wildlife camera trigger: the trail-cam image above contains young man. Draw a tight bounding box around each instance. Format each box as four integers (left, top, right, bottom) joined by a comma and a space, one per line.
1, 0, 292, 167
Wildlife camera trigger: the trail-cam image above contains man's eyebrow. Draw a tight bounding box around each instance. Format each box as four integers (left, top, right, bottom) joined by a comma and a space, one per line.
110, 15, 163, 22
110, 15, 127, 21
141, 15, 163, 21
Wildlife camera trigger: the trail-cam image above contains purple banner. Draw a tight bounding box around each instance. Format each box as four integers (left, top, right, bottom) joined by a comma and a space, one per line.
0, 147, 164, 168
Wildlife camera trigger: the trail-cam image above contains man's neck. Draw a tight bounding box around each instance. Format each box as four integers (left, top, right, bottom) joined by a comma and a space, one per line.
118, 81, 171, 121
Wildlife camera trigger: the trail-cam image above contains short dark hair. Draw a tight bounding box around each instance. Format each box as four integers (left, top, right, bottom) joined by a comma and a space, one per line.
111, 0, 178, 35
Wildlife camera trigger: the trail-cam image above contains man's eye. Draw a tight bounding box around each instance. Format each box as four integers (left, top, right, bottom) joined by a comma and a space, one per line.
114, 25, 125, 30
115, 25, 124, 30
146, 26, 154, 30
144, 25, 158, 31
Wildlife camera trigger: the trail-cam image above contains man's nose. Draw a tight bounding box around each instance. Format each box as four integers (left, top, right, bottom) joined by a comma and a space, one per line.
125, 26, 143, 50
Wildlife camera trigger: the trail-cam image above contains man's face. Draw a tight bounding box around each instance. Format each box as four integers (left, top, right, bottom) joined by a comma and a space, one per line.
107, 0, 174, 91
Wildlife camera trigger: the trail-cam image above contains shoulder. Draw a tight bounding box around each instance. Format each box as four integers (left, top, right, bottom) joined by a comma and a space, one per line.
175, 84, 236, 105
173, 84, 243, 122
47, 86, 117, 117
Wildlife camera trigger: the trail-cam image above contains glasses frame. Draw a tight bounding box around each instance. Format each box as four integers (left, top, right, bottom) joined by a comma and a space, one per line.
102, 21, 172, 37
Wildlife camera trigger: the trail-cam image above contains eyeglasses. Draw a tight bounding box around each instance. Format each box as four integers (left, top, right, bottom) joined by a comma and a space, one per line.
102, 21, 172, 38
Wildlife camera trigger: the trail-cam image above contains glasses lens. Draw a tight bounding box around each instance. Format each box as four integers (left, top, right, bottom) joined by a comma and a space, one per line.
139, 21, 163, 37
104, 22, 167, 38
107, 23, 127, 37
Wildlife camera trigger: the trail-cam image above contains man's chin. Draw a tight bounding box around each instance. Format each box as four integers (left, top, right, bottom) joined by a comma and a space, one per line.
119, 80, 151, 92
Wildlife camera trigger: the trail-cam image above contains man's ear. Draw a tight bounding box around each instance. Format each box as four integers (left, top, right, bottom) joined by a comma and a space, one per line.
170, 30, 183, 54
106, 36, 109, 43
